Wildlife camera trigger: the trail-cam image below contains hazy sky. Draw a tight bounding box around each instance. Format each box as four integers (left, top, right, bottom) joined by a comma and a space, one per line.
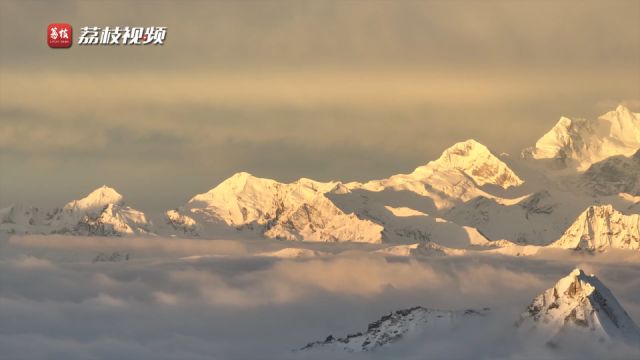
1, 0, 639, 211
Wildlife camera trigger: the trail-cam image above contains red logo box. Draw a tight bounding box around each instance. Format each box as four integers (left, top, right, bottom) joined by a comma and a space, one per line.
48, 23, 72, 48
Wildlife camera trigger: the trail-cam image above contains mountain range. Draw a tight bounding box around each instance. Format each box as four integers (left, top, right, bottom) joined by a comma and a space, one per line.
1, 105, 638, 252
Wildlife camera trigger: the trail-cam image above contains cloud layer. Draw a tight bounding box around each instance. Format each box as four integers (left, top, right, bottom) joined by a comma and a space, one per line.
1, 235, 640, 359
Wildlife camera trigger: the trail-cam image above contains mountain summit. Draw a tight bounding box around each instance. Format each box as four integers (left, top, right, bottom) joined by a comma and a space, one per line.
549, 205, 640, 251
527, 105, 640, 170
417, 139, 523, 189
356, 139, 523, 210
62, 185, 125, 213
517, 268, 640, 346
49, 186, 151, 236
166, 173, 383, 242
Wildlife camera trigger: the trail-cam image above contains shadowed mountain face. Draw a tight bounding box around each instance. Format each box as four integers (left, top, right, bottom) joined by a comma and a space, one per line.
582, 150, 640, 196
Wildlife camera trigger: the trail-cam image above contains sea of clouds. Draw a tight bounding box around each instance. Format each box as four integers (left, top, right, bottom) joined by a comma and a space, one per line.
1, 234, 639, 360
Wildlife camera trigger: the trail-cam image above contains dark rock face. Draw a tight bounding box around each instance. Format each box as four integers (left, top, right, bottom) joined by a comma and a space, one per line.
582, 150, 640, 196
300, 306, 488, 352
92, 251, 130, 263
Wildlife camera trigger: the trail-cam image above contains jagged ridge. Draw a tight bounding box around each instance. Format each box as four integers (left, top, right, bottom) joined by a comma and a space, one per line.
355, 139, 524, 210
517, 268, 640, 346
166, 173, 383, 242
549, 205, 640, 251
301, 306, 488, 352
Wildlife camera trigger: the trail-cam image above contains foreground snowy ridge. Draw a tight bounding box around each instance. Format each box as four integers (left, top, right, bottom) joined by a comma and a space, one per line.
300, 307, 489, 352
517, 268, 640, 346
302, 268, 640, 353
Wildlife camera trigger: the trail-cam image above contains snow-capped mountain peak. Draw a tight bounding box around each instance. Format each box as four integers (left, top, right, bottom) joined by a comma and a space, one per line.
219, 171, 254, 185
616, 104, 632, 114
189, 172, 278, 204
49, 186, 152, 236
193, 173, 348, 202
352, 139, 524, 210
517, 268, 640, 346
527, 105, 640, 170
63, 185, 125, 213
416, 139, 523, 189
604, 104, 637, 130
168, 173, 383, 242
549, 204, 640, 251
